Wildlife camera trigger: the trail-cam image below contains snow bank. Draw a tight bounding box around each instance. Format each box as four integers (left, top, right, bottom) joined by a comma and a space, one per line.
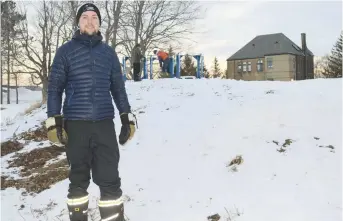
1, 87, 42, 134
1, 78, 342, 221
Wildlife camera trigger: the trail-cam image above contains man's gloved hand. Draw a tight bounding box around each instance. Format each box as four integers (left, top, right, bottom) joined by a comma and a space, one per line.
119, 113, 137, 145
45, 115, 68, 145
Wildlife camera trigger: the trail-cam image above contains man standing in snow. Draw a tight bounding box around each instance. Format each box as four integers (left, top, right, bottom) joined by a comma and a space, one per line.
131, 43, 144, 81
45, 3, 136, 221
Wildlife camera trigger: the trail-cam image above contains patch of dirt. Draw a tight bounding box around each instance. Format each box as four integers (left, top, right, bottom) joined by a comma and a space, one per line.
1, 123, 50, 157
271, 138, 294, 153
1, 140, 25, 156
226, 155, 244, 172
2, 145, 68, 193
17, 123, 48, 142
8, 145, 65, 175
319, 144, 335, 153
1, 158, 69, 193
208, 213, 221, 221
228, 155, 244, 166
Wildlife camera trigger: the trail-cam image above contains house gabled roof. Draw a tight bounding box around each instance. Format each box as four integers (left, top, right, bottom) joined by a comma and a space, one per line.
227, 33, 314, 61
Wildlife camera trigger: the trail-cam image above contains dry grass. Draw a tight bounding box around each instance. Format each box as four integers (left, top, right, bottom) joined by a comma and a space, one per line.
226, 155, 244, 172
17, 122, 48, 142
1, 140, 25, 156
7, 145, 65, 174
1, 123, 50, 157
1, 159, 69, 194
224, 206, 243, 221
1, 145, 68, 193
208, 213, 221, 221
271, 138, 294, 153
228, 155, 244, 166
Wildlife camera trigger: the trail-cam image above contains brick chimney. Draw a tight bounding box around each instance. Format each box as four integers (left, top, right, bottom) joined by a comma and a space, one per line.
301, 33, 308, 79
301, 33, 307, 52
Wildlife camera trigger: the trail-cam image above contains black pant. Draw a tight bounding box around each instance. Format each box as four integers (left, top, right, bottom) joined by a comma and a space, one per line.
133, 62, 141, 81
161, 58, 171, 74
65, 119, 122, 200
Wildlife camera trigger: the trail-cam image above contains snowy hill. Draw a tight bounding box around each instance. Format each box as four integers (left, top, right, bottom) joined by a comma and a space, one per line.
1, 78, 342, 221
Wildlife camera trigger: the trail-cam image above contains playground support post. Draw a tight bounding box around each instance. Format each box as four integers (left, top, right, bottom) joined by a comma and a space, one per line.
122, 56, 130, 81
122, 53, 204, 81
122, 56, 149, 81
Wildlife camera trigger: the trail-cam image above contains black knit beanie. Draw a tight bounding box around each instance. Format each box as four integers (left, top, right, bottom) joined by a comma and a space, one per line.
76, 3, 101, 26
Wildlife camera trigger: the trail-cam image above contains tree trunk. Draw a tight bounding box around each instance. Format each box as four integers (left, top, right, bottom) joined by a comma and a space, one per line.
41, 76, 48, 103
135, 1, 144, 45
7, 33, 10, 104
1, 58, 3, 104
11, 59, 18, 104
110, 1, 123, 49
15, 76, 18, 104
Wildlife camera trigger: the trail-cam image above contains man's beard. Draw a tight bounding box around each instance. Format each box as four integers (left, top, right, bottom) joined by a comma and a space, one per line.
81, 28, 97, 36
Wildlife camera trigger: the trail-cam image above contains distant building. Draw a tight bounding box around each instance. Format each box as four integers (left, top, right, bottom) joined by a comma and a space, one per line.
226, 33, 314, 81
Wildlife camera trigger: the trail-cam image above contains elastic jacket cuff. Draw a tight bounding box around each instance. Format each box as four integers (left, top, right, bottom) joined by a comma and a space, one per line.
54, 115, 63, 127
120, 113, 129, 124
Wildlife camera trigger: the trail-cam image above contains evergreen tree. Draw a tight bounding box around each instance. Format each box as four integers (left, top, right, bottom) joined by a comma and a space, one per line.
181, 54, 196, 76
168, 45, 175, 56
203, 63, 210, 78
212, 56, 222, 78
223, 69, 228, 79
323, 32, 342, 78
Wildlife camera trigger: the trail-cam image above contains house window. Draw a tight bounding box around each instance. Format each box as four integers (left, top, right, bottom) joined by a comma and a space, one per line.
257, 59, 263, 72
267, 57, 273, 69
247, 62, 251, 72
292, 57, 296, 72
237, 63, 242, 73
243, 62, 247, 72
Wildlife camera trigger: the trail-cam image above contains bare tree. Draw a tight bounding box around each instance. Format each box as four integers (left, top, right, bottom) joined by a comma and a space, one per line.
10, 55, 18, 104
15, 1, 70, 102
102, 1, 124, 48
314, 55, 329, 78
119, 0, 203, 57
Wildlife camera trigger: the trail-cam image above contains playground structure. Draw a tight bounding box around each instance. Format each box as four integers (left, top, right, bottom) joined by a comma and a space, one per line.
121, 53, 204, 81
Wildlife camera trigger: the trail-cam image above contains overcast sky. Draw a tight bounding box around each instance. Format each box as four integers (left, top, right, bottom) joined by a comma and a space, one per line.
189, 1, 342, 70
24, 1, 342, 71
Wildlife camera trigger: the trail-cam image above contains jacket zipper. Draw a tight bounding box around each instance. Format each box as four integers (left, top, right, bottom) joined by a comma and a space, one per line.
90, 39, 95, 121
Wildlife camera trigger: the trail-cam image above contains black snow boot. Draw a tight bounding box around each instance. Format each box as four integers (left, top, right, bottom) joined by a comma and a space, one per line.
67, 195, 89, 221
98, 197, 125, 221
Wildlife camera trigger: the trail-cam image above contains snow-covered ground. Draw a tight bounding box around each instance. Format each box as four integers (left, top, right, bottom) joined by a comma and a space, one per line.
1, 88, 43, 139
1, 78, 342, 221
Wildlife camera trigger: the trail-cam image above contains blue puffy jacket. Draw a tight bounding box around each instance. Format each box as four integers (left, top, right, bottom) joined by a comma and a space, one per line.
47, 30, 131, 121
